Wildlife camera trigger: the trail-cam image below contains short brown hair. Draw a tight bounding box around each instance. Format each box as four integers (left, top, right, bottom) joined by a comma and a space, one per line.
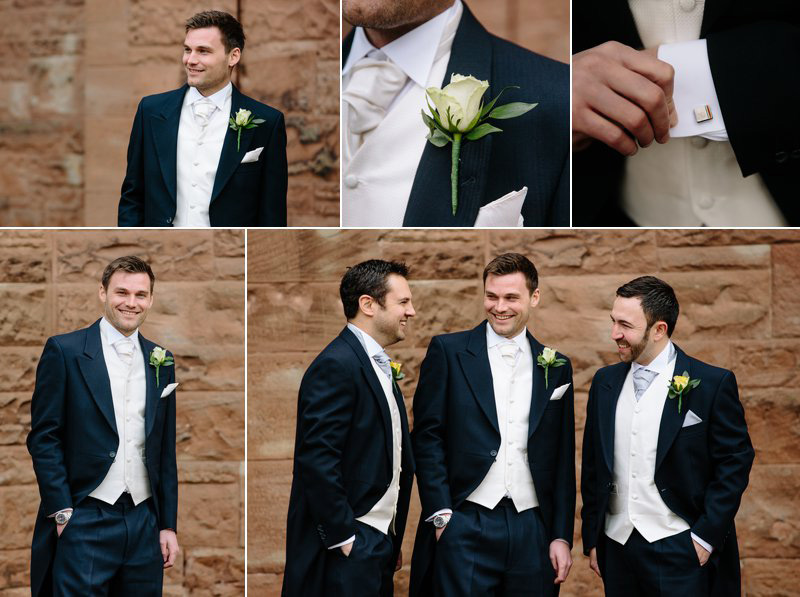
616, 276, 679, 337
186, 10, 245, 54
340, 260, 409, 320
483, 253, 538, 294
102, 256, 155, 292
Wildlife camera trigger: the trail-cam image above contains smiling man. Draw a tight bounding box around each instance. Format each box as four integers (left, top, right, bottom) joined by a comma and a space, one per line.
581, 276, 754, 597
283, 259, 416, 596
119, 10, 287, 227
27, 256, 179, 596
410, 253, 575, 596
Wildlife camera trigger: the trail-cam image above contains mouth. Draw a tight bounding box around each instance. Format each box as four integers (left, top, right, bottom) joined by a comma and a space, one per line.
187, 67, 204, 75
492, 313, 513, 321
118, 309, 139, 317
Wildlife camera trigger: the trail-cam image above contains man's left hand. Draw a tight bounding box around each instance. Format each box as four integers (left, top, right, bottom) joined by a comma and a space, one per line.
160, 529, 180, 569
692, 538, 710, 566
549, 540, 573, 584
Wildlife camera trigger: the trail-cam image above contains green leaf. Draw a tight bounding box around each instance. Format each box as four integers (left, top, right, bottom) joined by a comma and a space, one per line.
427, 128, 452, 147
251, 118, 266, 124
421, 109, 436, 132
426, 98, 445, 130
479, 85, 519, 119
245, 123, 258, 129
465, 123, 503, 141
488, 102, 538, 120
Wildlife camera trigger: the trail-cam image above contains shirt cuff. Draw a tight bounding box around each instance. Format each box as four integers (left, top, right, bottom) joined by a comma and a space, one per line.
691, 532, 714, 554
552, 538, 570, 545
48, 508, 73, 518
425, 508, 453, 522
657, 39, 728, 140
329, 535, 355, 549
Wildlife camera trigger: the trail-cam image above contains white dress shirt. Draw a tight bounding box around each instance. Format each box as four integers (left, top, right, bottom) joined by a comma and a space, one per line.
174, 82, 232, 227
622, 0, 786, 226
89, 317, 152, 506
341, 0, 463, 226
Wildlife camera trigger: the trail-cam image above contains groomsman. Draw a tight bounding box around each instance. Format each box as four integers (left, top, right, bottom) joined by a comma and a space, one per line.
27, 256, 179, 596
581, 276, 755, 596
119, 10, 287, 227
410, 253, 575, 596
283, 260, 416, 596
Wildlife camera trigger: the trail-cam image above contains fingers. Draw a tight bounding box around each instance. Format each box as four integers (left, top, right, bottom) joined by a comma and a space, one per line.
161, 537, 179, 569
56, 523, 65, 537
435, 526, 444, 542
589, 548, 602, 578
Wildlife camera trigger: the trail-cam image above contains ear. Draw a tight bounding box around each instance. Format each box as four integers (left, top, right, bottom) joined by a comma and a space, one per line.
357, 294, 376, 317
228, 47, 241, 69
529, 287, 541, 309
98, 283, 107, 303
652, 320, 669, 341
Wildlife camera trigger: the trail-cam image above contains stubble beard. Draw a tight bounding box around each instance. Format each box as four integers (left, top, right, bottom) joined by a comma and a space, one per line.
343, 0, 449, 29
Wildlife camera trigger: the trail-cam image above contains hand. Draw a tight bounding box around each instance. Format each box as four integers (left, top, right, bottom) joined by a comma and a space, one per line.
573, 41, 677, 156
56, 522, 67, 537
692, 538, 710, 566
589, 547, 602, 578
395, 549, 403, 571
340, 542, 353, 558
160, 530, 180, 569
549, 540, 573, 584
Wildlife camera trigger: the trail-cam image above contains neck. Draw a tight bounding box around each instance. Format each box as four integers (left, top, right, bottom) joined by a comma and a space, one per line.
636, 339, 668, 367
195, 78, 230, 97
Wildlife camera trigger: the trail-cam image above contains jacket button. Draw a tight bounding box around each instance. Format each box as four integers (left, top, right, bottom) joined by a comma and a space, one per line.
490, 450, 497, 457
109, 451, 116, 458
775, 151, 789, 164
166, 217, 173, 224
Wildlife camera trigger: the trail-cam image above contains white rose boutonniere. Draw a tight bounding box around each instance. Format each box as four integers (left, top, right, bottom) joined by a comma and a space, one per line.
149, 346, 174, 386
422, 74, 538, 215
229, 108, 266, 152
536, 346, 567, 389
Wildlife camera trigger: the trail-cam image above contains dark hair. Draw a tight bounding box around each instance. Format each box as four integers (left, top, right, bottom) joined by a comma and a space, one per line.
186, 11, 245, 53
616, 276, 679, 336
102, 256, 155, 293
340, 260, 409, 320
482, 253, 539, 294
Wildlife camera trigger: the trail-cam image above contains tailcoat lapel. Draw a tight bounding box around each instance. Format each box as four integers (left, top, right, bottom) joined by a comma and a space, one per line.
76, 320, 117, 435
598, 363, 630, 473
211, 85, 257, 204
340, 328, 395, 467
457, 323, 500, 434
138, 334, 160, 438
403, 5, 494, 226
655, 346, 692, 470
150, 86, 187, 206
527, 333, 551, 438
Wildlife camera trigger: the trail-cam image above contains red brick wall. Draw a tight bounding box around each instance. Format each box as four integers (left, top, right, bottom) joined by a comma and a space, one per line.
0, 229, 245, 595
247, 228, 800, 596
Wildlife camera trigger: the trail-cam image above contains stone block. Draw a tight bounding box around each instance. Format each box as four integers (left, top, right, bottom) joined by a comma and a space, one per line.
247, 459, 292, 574
730, 341, 800, 388
741, 558, 800, 597
737, 465, 800, 558
657, 230, 800, 247
178, 467, 241, 548
0, 286, 49, 346
0, 445, 35, 485
772, 243, 800, 338
741, 388, 800, 464
0, 348, 41, 393
0, 549, 29, 590
0, 232, 50, 283
659, 244, 771, 272
0, 485, 40, 550
184, 547, 244, 592
176, 392, 244, 461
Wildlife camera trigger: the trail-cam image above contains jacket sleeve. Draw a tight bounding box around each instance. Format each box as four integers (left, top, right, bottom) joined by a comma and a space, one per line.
258, 111, 288, 226
158, 351, 178, 532
580, 375, 601, 555
27, 337, 73, 516
550, 359, 576, 545
293, 354, 357, 547
690, 370, 755, 549
707, 20, 800, 177
118, 99, 146, 226
411, 336, 454, 517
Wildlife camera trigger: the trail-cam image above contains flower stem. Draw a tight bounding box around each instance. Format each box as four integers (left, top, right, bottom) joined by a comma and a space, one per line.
451, 132, 462, 216
237, 128, 242, 152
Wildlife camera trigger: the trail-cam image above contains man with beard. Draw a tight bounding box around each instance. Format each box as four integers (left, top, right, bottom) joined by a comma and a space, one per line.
283, 260, 416, 596
410, 253, 575, 596
27, 256, 179, 596
341, 0, 568, 227
581, 276, 754, 596
119, 10, 287, 227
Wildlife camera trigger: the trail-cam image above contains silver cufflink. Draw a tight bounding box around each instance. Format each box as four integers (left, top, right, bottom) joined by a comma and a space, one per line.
694, 105, 713, 123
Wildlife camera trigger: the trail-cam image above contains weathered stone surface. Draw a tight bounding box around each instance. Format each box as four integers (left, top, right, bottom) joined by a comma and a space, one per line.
0, 445, 36, 485
730, 340, 800, 388
658, 230, 800, 247
248, 460, 292, 574
184, 547, 244, 592
741, 558, 800, 596
404, 281, 483, 349
772, 243, 800, 338
738, 465, 800, 558
178, 470, 242, 548
0, 549, 29, 590
0, 348, 41, 393
176, 393, 244, 461
0, 232, 50, 283
660, 244, 771, 271
0, 486, 40, 550
741, 389, 800, 464
0, 286, 48, 346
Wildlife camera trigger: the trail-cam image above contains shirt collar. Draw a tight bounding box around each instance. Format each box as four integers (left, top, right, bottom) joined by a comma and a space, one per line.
633, 340, 675, 374
343, 0, 462, 89
347, 322, 385, 358
185, 81, 232, 113
485, 320, 528, 352
100, 317, 139, 348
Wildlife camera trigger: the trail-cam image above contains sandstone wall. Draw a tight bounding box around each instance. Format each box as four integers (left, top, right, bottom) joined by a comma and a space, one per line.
247, 228, 800, 596
0, 229, 245, 595
0, 0, 339, 226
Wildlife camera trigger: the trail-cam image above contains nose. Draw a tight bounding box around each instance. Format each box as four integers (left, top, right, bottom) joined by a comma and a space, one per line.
611, 324, 623, 340
406, 303, 416, 317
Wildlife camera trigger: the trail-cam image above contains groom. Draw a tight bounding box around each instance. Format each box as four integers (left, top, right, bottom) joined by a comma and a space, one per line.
119, 10, 287, 227
27, 256, 179, 596
341, 0, 569, 227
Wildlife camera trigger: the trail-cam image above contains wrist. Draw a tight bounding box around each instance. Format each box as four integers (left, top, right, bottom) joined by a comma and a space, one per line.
432, 513, 451, 529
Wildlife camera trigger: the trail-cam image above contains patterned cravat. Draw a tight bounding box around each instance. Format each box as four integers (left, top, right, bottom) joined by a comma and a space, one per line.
632, 367, 657, 401
498, 341, 519, 367
114, 337, 135, 367
372, 350, 393, 380
192, 98, 216, 128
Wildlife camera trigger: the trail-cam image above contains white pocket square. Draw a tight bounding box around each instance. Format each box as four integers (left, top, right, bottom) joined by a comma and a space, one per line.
474, 187, 527, 227
241, 147, 263, 163
160, 382, 179, 398
682, 409, 702, 428
549, 382, 571, 401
